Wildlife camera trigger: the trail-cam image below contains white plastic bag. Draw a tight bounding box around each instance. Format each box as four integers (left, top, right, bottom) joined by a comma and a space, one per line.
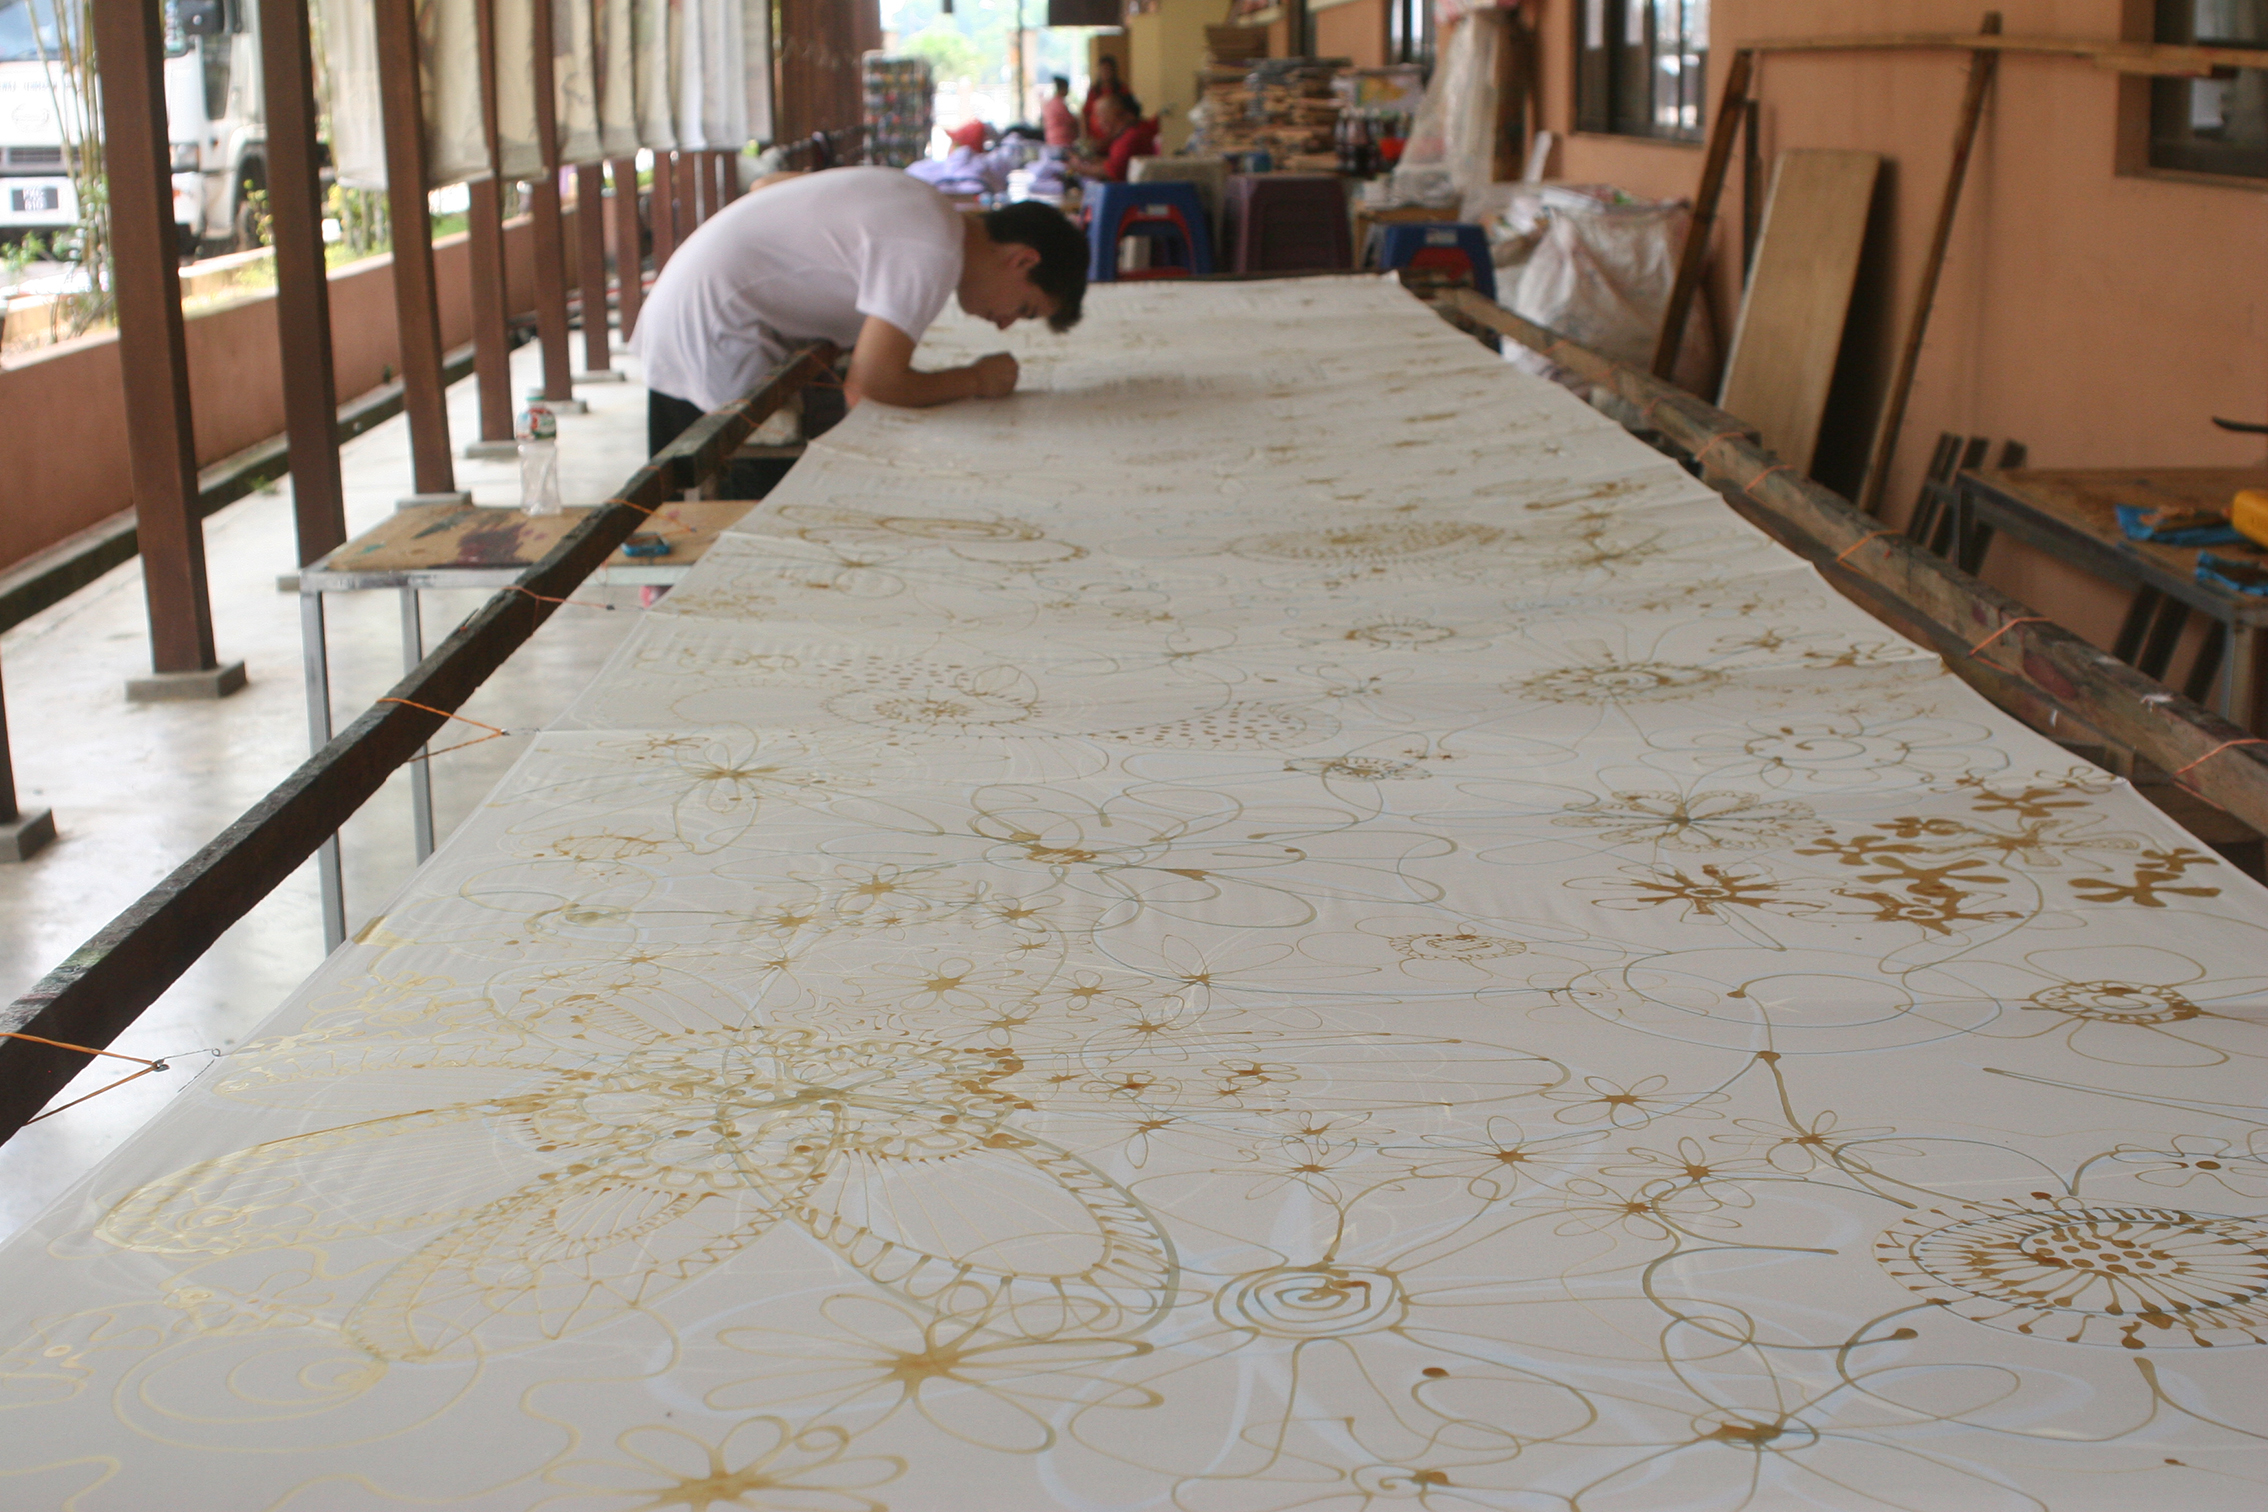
1506, 184, 1718, 396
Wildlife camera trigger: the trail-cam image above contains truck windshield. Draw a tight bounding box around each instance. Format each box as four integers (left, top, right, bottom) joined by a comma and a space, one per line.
0, 0, 63, 65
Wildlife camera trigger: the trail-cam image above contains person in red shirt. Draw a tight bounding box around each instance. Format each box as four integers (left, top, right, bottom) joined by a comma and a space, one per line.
1070, 93, 1160, 182
1083, 54, 1132, 138
1041, 76, 1078, 147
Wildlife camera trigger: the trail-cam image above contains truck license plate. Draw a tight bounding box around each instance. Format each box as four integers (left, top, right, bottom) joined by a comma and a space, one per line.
10, 187, 60, 213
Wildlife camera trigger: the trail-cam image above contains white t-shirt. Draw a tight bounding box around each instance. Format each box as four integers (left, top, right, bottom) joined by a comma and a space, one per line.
633, 168, 966, 410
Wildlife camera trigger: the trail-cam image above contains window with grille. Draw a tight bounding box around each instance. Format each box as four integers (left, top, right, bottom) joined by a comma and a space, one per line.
1576, 0, 1708, 143
2152, 1, 2268, 178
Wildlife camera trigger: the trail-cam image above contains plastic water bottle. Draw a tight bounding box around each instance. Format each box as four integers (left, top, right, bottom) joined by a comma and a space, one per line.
518, 403, 561, 516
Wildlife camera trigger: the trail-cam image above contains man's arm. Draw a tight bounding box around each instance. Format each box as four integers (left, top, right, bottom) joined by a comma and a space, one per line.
842, 315, 1018, 408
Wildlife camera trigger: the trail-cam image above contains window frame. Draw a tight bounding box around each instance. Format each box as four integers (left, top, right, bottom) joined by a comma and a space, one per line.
2146, 0, 2268, 180
1575, 0, 1710, 145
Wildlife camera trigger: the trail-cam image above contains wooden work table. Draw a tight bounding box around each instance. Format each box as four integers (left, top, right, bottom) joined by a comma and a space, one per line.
1955, 466, 2268, 732
301, 498, 759, 589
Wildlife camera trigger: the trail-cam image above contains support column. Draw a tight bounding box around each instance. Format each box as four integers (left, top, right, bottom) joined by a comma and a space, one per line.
715, 149, 736, 207
528, 0, 578, 408
375, 0, 467, 504
675, 150, 701, 236
259, 0, 347, 565
94, 0, 244, 698
575, 163, 615, 378
609, 156, 644, 337
650, 152, 679, 270
0, 659, 56, 862
465, 0, 516, 457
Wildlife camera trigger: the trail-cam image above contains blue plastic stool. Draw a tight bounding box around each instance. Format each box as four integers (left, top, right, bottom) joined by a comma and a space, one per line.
1085, 179, 1214, 282
1378, 222, 1497, 302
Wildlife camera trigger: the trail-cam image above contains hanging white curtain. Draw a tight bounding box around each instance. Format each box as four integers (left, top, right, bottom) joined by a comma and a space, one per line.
633, 0, 677, 151
696, 0, 740, 151
740, 0, 770, 145
317, 0, 492, 189
493, 0, 546, 177
673, 0, 709, 151
554, 0, 604, 164
597, 0, 641, 156
420, 0, 491, 184
319, 0, 386, 189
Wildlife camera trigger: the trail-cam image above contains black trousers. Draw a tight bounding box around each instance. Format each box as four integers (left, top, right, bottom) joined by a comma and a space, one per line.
647, 388, 793, 501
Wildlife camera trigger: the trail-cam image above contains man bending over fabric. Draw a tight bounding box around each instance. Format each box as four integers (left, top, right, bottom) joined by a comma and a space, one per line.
633, 165, 1088, 464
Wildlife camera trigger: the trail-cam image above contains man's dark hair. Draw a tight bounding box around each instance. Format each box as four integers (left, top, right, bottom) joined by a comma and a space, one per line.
983, 201, 1088, 333
1051, 74, 1069, 94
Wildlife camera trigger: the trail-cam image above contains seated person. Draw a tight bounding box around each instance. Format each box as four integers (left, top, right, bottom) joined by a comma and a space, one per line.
1069, 93, 1160, 182
1083, 54, 1130, 138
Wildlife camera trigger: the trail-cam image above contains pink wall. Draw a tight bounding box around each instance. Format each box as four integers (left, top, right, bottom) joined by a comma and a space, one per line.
1529, 0, 2268, 657
0, 212, 567, 575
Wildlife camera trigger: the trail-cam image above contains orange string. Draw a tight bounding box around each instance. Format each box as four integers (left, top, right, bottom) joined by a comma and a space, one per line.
377, 698, 517, 760
2172, 737, 2268, 779
1834, 530, 1895, 565
1692, 430, 1749, 468
2, 1032, 171, 1125
508, 583, 615, 612
1967, 616, 2051, 657
1, 1031, 161, 1067
1744, 462, 1797, 497
602, 495, 689, 540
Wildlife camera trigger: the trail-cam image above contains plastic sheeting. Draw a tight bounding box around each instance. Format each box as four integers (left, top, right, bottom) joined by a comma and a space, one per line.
1388, 11, 1499, 209
320, 0, 492, 189
554, 0, 604, 165
633, 0, 678, 151
598, 0, 641, 157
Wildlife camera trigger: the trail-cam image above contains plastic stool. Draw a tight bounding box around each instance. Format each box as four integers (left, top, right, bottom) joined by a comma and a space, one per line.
1085, 180, 1214, 282
1224, 174, 1352, 274
1378, 222, 1496, 301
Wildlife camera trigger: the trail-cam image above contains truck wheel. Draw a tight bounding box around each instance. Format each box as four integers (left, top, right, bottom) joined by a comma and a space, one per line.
232, 166, 268, 252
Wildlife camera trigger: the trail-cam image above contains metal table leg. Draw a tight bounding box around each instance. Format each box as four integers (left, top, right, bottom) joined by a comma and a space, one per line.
300, 591, 346, 951
400, 587, 435, 861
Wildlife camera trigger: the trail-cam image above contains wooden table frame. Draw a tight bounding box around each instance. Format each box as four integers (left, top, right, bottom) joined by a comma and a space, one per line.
1954, 467, 2268, 733
0, 347, 837, 1142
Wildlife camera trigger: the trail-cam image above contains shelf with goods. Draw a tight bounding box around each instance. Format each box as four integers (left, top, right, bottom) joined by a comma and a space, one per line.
1193, 56, 1348, 171
862, 55, 935, 169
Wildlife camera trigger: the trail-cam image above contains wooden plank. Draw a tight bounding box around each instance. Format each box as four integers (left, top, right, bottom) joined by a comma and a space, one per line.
0, 346, 837, 1141
1716, 149, 1880, 477
1741, 30, 2252, 77
1651, 48, 1752, 382
309, 499, 758, 577
1857, 12, 2002, 517
1440, 288, 2268, 836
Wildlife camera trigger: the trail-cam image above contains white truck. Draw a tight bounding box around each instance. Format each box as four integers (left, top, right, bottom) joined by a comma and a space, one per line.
0, 0, 268, 256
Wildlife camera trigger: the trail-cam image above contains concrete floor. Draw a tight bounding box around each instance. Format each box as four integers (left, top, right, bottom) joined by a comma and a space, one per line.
0, 339, 654, 1240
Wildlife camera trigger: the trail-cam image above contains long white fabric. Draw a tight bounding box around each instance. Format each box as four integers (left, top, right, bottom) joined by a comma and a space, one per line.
2, 281, 2264, 1509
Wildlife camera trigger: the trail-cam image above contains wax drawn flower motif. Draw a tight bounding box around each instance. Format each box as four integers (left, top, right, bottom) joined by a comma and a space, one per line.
1341, 618, 1456, 647
538, 1415, 903, 1512
1552, 790, 1822, 852
96, 1023, 1176, 1361
1542, 1074, 1727, 1129
1601, 1137, 1774, 1200
0, 1310, 167, 1407
1656, 713, 1989, 790
1877, 1193, 2268, 1349
1403, 1118, 1607, 1200
1285, 755, 1431, 781
1230, 1117, 1392, 1205
709, 1296, 1157, 1455
1512, 655, 1724, 705
1716, 1112, 1903, 1175
499, 730, 868, 854
2105, 1135, 2268, 1198
1576, 862, 1825, 924
1230, 519, 1502, 564
1388, 929, 1526, 962
2068, 849, 2222, 908
1960, 944, 2268, 1068
534, 831, 682, 868
823, 662, 1041, 734
855, 957, 1029, 1018
1538, 1176, 1752, 1242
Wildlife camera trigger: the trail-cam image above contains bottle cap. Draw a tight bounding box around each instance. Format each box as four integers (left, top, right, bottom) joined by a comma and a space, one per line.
519, 404, 556, 441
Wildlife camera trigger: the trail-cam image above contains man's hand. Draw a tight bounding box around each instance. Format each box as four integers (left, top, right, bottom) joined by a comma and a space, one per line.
972, 352, 1020, 399
845, 317, 1024, 408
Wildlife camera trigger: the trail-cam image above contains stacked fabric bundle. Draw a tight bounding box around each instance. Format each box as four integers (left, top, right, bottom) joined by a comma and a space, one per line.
1197, 56, 1346, 166
1, 280, 2264, 1509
